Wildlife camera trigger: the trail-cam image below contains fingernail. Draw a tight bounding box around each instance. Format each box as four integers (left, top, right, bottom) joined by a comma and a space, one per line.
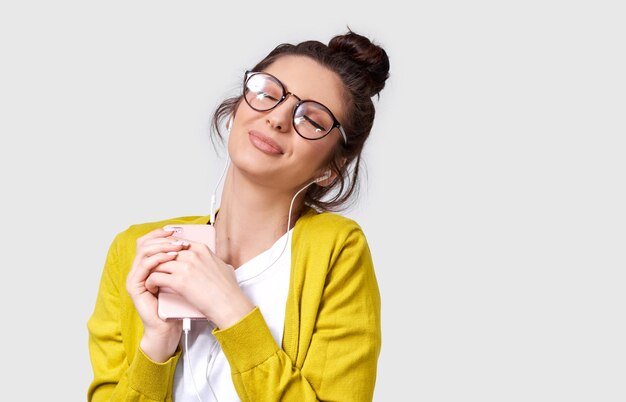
170, 240, 189, 246
166, 251, 178, 255
163, 227, 176, 231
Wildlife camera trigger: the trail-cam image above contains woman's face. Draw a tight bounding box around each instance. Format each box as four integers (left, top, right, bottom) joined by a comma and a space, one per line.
228, 55, 346, 192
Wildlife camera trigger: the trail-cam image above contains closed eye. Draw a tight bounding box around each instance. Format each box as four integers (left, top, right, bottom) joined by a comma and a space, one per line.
256, 92, 279, 102
296, 115, 325, 132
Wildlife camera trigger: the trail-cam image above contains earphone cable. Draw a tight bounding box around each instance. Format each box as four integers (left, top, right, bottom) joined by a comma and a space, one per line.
210, 157, 230, 226
205, 337, 221, 401
183, 318, 203, 402
237, 179, 315, 286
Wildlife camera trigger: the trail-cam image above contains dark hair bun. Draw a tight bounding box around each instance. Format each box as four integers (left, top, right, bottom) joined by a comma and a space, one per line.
328, 29, 390, 97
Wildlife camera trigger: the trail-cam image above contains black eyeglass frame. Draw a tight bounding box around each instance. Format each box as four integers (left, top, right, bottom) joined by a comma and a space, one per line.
243, 70, 348, 144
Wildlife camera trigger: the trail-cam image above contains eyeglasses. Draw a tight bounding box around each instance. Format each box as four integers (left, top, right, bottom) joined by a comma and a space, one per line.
243, 71, 347, 144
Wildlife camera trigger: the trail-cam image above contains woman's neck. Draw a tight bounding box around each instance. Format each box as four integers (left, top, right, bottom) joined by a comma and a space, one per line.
214, 167, 304, 268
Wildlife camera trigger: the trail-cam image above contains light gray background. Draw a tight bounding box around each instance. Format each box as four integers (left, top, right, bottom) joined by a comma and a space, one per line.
1, 1, 624, 401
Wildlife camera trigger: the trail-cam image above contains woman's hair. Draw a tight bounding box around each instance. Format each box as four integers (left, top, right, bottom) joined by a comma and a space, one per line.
211, 29, 390, 211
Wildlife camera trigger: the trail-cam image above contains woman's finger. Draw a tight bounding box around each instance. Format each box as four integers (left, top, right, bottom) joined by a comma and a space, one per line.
135, 227, 179, 255
138, 238, 190, 259
127, 251, 179, 288
151, 259, 180, 275
145, 271, 177, 294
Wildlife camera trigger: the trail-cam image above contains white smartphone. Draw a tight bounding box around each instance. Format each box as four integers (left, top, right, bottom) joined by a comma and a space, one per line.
157, 224, 216, 320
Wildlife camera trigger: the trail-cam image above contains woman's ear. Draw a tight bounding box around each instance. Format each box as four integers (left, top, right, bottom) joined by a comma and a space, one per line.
315, 157, 347, 187
314, 169, 335, 187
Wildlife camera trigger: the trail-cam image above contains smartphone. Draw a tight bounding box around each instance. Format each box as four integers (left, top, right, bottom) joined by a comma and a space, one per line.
157, 224, 216, 320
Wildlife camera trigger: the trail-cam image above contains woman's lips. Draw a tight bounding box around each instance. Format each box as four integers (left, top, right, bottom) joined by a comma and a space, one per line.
248, 130, 284, 155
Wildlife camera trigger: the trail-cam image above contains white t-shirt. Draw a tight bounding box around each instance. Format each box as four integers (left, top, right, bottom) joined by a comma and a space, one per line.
173, 229, 293, 401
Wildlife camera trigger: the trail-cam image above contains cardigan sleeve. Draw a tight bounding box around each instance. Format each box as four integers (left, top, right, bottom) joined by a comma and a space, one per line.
87, 231, 182, 402
213, 224, 381, 401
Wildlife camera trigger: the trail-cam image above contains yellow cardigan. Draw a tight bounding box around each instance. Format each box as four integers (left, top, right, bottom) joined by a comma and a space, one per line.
87, 208, 381, 401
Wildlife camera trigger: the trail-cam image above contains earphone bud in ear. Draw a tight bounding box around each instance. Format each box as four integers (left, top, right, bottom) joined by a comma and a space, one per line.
314, 170, 332, 183
227, 114, 234, 134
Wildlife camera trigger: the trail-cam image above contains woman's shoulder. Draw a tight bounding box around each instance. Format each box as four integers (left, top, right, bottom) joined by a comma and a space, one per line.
297, 208, 366, 240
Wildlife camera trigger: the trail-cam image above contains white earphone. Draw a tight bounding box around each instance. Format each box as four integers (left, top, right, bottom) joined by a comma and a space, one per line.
315, 170, 332, 183
210, 114, 234, 225
227, 114, 234, 134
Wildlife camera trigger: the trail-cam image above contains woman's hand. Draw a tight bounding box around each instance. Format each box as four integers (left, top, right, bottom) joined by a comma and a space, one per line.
126, 227, 187, 362
146, 238, 255, 330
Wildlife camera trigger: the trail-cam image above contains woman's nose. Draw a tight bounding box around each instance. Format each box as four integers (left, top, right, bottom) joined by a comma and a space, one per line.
266, 95, 298, 133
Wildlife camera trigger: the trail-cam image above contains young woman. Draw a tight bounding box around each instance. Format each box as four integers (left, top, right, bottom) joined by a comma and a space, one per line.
88, 29, 390, 401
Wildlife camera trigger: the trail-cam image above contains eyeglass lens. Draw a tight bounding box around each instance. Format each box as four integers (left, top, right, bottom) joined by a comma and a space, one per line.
244, 73, 336, 140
